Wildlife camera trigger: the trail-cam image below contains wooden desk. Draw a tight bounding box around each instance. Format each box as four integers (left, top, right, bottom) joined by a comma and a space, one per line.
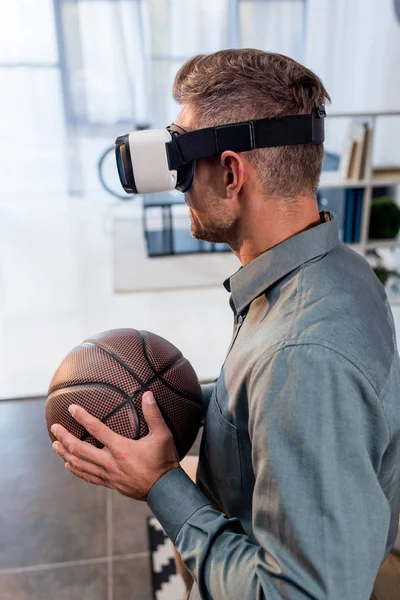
371, 553, 400, 600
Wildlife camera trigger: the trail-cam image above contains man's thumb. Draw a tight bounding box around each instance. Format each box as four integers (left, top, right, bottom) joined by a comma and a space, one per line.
142, 392, 167, 434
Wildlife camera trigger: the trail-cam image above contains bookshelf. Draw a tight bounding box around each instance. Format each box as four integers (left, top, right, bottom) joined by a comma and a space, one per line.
319, 110, 400, 304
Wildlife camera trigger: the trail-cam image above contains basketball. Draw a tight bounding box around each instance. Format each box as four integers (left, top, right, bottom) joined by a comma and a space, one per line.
46, 329, 203, 460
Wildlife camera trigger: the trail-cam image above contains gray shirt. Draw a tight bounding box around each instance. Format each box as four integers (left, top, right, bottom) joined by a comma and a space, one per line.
148, 210, 400, 599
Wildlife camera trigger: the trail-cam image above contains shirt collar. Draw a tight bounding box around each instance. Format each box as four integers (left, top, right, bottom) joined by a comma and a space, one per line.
223, 211, 340, 315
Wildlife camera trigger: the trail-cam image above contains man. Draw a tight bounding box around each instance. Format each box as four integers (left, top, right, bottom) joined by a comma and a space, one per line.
51, 50, 400, 599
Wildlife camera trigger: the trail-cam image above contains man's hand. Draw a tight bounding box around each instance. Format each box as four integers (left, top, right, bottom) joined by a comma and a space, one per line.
51, 392, 180, 501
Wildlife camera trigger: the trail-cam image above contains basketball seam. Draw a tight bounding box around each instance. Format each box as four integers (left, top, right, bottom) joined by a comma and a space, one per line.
138, 331, 202, 408
92, 330, 191, 380
49, 381, 192, 445
80, 396, 141, 442
83, 341, 147, 387
48, 381, 132, 400
84, 339, 195, 401
47, 382, 139, 443
80, 398, 130, 441
51, 373, 202, 412
86, 333, 202, 409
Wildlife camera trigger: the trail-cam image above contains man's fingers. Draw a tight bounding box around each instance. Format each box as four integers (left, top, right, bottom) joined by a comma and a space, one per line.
51, 423, 107, 463
65, 463, 113, 488
53, 441, 109, 480
67, 404, 122, 448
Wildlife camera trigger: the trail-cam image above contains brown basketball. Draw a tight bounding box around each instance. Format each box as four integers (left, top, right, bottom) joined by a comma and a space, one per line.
45, 329, 203, 460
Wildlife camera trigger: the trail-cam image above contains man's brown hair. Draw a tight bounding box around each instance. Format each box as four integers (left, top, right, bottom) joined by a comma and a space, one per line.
173, 49, 331, 200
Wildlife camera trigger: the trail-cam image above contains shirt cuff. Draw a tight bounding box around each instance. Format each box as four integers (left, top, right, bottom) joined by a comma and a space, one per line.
147, 467, 210, 543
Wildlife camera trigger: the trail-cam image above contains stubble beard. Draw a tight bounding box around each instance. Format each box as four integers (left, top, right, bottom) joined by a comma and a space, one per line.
188, 206, 236, 245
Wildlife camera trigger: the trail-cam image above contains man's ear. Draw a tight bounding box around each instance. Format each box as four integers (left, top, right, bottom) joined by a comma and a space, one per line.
220, 151, 246, 197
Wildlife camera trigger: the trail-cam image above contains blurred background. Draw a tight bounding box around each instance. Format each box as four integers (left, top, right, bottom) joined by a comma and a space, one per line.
1, 1, 400, 599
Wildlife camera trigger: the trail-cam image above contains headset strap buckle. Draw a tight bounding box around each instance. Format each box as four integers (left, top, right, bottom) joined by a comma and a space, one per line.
214, 121, 255, 154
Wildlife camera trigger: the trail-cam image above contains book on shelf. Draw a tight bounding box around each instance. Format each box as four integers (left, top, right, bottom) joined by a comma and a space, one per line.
353, 188, 363, 242
344, 188, 363, 243
318, 187, 363, 244
372, 166, 400, 181
358, 126, 371, 180
339, 121, 371, 181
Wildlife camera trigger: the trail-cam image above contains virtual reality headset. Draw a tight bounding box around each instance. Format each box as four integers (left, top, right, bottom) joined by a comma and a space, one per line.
115, 105, 326, 195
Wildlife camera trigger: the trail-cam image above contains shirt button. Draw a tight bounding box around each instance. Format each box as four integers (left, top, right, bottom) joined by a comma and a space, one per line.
237, 314, 244, 324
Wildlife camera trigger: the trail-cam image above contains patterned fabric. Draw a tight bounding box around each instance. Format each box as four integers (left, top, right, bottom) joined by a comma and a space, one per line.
148, 516, 186, 600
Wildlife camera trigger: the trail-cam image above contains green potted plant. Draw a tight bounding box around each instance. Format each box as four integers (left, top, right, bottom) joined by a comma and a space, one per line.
369, 197, 400, 239
373, 265, 400, 286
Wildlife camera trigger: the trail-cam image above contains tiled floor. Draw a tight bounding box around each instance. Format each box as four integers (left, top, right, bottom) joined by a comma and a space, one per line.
2, 399, 400, 600
0, 563, 108, 600
0, 397, 202, 599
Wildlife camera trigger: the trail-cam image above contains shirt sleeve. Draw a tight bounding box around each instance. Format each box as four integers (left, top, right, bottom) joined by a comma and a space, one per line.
147, 343, 390, 599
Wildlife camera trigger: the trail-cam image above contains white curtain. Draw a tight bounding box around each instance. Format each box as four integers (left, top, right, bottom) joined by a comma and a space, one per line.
149, 0, 306, 126
74, 0, 306, 127
77, 0, 151, 124
0, 0, 58, 63
305, 0, 400, 165
148, 0, 231, 127
0, 0, 66, 196
0, 0, 307, 196
240, 0, 305, 62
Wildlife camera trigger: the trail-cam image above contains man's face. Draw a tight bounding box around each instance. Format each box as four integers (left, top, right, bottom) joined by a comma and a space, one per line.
174, 105, 239, 245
